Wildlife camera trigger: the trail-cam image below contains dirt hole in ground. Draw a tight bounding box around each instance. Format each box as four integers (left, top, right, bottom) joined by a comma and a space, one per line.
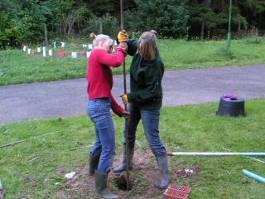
113, 173, 133, 190
58, 149, 166, 199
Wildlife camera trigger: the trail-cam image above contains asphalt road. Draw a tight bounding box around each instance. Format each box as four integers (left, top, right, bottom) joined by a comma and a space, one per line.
1, 64, 265, 124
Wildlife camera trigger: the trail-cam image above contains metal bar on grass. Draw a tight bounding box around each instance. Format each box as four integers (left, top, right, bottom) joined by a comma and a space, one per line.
0, 178, 4, 199
120, 0, 130, 192
168, 152, 265, 156
243, 169, 265, 184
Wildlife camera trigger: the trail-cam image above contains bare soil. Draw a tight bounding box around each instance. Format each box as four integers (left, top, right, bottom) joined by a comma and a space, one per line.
58, 149, 166, 199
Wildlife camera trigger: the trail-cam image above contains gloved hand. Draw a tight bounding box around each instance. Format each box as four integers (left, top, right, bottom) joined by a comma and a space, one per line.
117, 30, 129, 43
120, 94, 128, 105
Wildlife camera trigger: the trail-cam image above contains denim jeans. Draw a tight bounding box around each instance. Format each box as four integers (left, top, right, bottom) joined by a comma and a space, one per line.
125, 103, 167, 157
87, 98, 116, 173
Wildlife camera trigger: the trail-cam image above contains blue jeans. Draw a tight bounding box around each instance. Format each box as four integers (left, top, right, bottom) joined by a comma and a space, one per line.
87, 98, 116, 173
125, 103, 167, 157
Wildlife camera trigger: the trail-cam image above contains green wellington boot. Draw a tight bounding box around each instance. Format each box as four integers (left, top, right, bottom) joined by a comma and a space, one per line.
95, 171, 119, 199
89, 152, 100, 176
155, 155, 170, 189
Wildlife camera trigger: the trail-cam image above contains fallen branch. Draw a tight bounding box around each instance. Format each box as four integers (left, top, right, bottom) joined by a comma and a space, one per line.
0, 140, 24, 149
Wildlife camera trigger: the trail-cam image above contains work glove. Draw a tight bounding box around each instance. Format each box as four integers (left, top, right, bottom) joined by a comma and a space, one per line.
117, 30, 129, 43
120, 94, 128, 105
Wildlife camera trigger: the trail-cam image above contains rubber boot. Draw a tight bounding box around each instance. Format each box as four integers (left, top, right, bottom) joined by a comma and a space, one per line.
155, 155, 170, 189
95, 171, 119, 199
113, 145, 134, 173
89, 152, 100, 176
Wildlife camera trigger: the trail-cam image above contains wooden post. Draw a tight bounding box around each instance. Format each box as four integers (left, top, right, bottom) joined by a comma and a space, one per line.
44, 23, 48, 55
227, 0, 232, 52
99, 17, 103, 34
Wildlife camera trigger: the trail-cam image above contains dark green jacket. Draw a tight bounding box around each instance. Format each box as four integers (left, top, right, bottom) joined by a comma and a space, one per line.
127, 40, 164, 110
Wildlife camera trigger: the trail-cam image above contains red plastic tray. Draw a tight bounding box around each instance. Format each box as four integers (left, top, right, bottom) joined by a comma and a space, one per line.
163, 184, 192, 199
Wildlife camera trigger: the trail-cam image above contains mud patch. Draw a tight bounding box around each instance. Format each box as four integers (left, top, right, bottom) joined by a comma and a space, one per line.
57, 149, 165, 199
175, 164, 200, 178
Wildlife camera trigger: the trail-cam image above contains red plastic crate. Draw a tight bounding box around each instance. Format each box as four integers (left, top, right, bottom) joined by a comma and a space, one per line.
56, 50, 65, 57
167, 184, 192, 194
163, 184, 192, 199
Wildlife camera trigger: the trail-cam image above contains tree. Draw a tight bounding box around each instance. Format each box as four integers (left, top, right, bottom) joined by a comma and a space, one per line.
126, 0, 189, 38
238, 0, 265, 34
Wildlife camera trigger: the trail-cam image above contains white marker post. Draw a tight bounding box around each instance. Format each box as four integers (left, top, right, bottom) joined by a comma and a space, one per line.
42, 47, 46, 57
61, 42, 65, 48
48, 49, 53, 56
37, 47, 41, 53
71, 52, 78, 58
27, 48, 31, 55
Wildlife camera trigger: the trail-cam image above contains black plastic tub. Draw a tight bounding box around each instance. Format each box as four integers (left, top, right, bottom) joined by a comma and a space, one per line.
216, 95, 246, 117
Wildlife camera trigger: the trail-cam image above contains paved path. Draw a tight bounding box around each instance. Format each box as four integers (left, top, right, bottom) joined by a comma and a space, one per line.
1, 64, 265, 124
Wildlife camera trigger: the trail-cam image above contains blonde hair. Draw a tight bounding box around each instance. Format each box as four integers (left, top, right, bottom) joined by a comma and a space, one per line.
138, 31, 158, 60
93, 34, 114, 48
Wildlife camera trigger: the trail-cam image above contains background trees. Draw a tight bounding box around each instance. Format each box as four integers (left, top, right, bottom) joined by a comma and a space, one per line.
0, 0, 265, 47
126, 0, 189, 38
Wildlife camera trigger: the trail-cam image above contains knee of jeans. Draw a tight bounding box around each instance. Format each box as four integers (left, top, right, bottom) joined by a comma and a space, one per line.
150, 144, 166, 157
102, 145, 115, 156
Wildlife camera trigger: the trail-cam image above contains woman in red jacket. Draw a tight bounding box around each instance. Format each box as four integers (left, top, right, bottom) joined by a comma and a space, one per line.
87, 34, 127, 199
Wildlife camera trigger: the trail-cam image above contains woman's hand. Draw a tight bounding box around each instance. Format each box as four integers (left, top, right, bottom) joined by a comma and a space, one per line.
120, 94, 128, 105
118, 42, 128, 51
122, 110, 130, 118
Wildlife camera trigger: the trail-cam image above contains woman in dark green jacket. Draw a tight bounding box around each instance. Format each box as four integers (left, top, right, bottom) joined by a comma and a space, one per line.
114, 31, 170, 189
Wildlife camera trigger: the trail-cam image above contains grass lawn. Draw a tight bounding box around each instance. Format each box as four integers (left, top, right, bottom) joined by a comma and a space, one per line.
1, 38, 265, 85
0, 99, 264, 199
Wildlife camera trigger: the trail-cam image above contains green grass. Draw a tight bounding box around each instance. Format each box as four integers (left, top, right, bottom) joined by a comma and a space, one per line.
160, 38, 265, 69
0, 50, 87, 85
1, 38, 265, 85
0, 99, 265, 198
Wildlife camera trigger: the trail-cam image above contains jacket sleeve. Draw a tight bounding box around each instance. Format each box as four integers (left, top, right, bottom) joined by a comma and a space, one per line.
111, 94, 124, 117
127, 40, 138, 56
99, 48, 127, 68
127, 61, 164, 103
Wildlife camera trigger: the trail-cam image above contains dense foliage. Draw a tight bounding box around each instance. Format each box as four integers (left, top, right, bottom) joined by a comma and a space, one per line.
1, 0, 265, 47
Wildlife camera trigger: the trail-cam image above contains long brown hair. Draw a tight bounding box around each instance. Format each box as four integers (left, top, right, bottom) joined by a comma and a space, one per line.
138, 31, 158, 60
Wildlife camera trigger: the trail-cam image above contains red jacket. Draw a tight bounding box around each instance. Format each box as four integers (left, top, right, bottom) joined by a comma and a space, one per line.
87, 47, 127, 116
